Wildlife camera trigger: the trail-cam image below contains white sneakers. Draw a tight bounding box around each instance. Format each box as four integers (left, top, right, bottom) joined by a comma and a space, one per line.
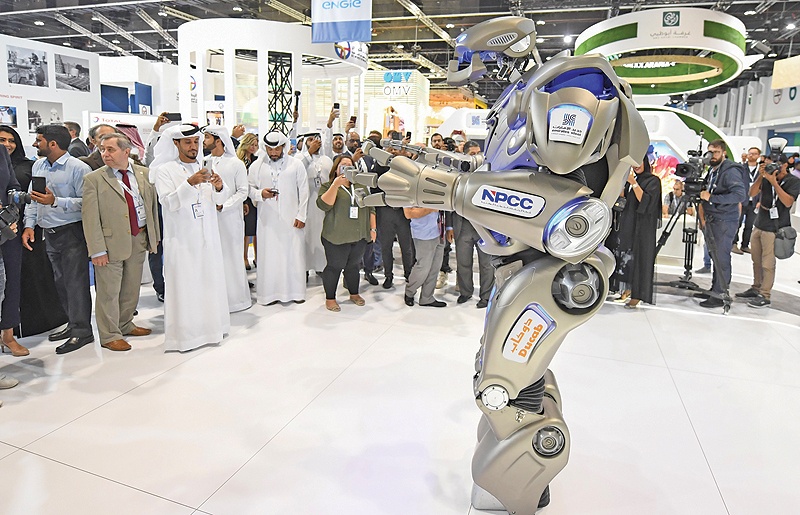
435, 271, 448, 289
0, 373, 19, 389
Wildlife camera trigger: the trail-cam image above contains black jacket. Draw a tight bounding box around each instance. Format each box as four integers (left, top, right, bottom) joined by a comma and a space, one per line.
702, 159, 746, 222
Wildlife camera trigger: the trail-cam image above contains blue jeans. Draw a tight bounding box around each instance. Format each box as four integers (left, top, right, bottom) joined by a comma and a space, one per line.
704, 217, 738, 295
703, 243, 711, 268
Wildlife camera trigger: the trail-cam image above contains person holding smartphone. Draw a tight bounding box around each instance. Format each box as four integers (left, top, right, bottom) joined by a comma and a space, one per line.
316, 156, 376, 311
21, 125, 94, 355
299, 133, 333, 275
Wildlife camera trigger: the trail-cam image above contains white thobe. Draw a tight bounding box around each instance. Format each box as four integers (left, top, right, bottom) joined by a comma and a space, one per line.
248, 154, 309, 304
300, 150, 333, 272
155, 160, 232, 351
210, 155, 252, 313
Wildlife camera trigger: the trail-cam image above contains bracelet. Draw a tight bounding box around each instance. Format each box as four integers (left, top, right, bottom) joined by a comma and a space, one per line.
631, 183, 639, 189
370, 228, 377, 232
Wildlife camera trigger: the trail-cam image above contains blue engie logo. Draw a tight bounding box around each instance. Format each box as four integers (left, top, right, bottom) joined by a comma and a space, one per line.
471, 185, 546, 218
321, 0, 362, 9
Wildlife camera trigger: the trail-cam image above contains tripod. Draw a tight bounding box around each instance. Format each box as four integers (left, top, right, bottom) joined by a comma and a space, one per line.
655, 194, 731, 314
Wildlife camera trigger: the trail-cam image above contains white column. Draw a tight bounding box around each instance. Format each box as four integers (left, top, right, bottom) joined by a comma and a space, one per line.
224, 48, 236, 129
258, 51, 270, 141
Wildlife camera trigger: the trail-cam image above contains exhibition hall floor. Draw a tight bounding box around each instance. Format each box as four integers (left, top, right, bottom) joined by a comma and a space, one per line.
1, 251, 799, 515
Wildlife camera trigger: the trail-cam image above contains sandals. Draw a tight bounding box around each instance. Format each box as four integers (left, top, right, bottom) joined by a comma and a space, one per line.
350, 295, 366, 306
325, 301, 341, 312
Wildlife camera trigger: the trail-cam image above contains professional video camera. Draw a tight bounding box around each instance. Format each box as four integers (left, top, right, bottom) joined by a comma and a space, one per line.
675, 149, 711, 198
0, 189, 30, 243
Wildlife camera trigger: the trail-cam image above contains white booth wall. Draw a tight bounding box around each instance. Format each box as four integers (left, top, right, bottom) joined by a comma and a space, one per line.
1, 33, 100, 144
99, 56, 179, 115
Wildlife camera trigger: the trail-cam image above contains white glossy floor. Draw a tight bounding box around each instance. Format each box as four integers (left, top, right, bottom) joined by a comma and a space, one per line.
1, 249, 800, 515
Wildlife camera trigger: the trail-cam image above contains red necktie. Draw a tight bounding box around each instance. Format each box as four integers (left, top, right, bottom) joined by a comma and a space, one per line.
120, 170, 140, 237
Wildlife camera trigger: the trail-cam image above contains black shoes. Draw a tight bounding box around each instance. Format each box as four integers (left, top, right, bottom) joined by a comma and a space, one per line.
48, 327, 72, 342
457, 295, 471, 304
748, 295, 770, 308
156, 292, 165, 302
364, 272, 379, 286
383, 276, 394, 289
735, 287, 760, 299
404, 295, 414, 307
476, 299, 489, 309
693, 291, 710, 299
420, 300, 447, 308
55, 335, 95, 355
699, 297, 724, 308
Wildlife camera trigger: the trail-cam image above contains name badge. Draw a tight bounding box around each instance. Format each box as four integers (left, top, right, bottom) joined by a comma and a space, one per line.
135, 203, 147, 224
769, 206, 779, 219
314, 177, 321, 188
349, 206, 359, 219
192, 203, 204, 219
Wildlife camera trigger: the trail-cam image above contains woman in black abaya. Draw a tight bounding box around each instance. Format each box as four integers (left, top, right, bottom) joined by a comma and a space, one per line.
608, 159, 662, 308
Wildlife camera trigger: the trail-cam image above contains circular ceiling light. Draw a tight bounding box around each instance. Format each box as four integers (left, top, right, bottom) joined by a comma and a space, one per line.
536, 37, 545, 43
744, 10, 756, 15
536, 20, 546, 26
232, 6, 242, 11
112, 39, 121, 44
34, 20, 44, 26
768, 52, 778, 57
445, 23, 455, 29
63, 42, 71, 47
563, 35, 573, 44
788, 23, 797, 30
396, 44, 404, 49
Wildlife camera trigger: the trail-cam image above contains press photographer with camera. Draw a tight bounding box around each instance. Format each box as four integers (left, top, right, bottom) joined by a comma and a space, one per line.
696, 139, 747, 308
735, 152, 800, 308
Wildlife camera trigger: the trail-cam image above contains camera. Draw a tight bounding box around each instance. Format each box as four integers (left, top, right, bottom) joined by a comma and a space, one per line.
0, 189, 32, 242
765, 136, 788, 175
675, 150, 710, 198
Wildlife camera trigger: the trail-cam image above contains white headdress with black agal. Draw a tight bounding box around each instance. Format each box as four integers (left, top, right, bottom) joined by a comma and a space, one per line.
202, 125, 236, 158
263, 131, 289, 148
150, 124, 201, 171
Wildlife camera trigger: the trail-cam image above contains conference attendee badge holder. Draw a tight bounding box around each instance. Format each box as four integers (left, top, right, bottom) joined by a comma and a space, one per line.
192, 201, 204, 219
342, 184, 358, 219
119, 176, 148, 225
769, 206, 779, 219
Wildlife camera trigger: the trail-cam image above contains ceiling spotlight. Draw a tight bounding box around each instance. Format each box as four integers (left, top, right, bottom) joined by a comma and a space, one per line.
112, 39, 121, 44
232, 6, 242, 11
650, 84, 655, 88
788, 23, 797, 30
34, 20, 44, 26
563, 35, 573, 44
546, 56, 552, 61
396, 44, 404, 49
158, 8, 168, 16
536, 20, 546, 26
63, 42, 71, 46
768, 52, 778, 57
445, 23, 455, 29
91, 15, 100, 21
744, 10, 756, 15
703, 79, 709, 83
536, 37, 545, 43
172, 52, 179, 57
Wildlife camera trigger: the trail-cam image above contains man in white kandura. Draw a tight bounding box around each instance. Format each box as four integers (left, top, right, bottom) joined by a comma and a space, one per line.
298, 133, 333, 274
150, 124, 232, 351
248, 131, 309, 305
202, 125, 252, 313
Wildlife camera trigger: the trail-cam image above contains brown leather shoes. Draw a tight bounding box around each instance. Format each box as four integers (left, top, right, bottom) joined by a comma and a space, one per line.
101, 339, 131, 351
125, 326, 152, 337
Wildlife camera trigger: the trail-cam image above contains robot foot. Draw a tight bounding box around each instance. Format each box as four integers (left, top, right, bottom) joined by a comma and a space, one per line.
471, 482, 551, 513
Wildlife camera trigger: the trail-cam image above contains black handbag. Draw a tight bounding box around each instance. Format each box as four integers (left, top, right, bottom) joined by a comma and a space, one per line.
612, 196, 627, 213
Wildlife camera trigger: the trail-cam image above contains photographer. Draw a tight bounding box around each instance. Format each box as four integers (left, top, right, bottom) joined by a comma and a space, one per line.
696, 140, 747, 308
735, 154, 800, 308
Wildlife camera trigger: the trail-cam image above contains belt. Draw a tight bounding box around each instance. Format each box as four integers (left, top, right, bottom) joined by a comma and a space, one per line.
44, 221, 81, 234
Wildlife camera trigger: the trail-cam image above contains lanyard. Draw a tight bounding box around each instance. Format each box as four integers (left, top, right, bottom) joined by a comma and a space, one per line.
116, 170, 142, 204
340, 184, 356, 205
269, 160, 282, 190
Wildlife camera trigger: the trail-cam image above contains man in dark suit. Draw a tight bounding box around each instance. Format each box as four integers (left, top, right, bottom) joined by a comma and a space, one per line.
79, 124, 117, 170
64, 121, 90, 158
82, 133, 160, 351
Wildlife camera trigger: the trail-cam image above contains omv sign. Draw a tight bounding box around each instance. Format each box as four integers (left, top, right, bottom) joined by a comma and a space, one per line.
384, 71, 412, 83
471, 185, 546, 218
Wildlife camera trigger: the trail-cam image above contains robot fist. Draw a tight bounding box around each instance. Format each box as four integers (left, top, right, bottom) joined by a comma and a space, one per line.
370, 152, 460, 210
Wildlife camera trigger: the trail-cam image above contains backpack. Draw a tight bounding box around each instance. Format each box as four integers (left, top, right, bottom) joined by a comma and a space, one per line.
775, 226, 797, 260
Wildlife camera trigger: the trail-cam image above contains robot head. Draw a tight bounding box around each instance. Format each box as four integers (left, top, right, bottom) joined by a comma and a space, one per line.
524, 55, 624, 175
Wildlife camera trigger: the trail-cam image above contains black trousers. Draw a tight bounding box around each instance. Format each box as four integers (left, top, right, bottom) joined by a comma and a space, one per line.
322, 238, 368, 299
733, 200, 757, 248
0, 236, 22, 330
45, 222, 92, 337
148, 203, 164, 295
376, 206, 415, 280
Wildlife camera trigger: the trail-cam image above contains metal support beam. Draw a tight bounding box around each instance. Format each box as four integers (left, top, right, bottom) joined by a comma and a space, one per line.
263, 0, 311, 24
394, 0, 455, 47
135, 8, 178, 48
160, 6, 198, 22
267, 52, 293, 134
369, 52, 447, 76
91, 11, 170, 63
53, 13, 135, 57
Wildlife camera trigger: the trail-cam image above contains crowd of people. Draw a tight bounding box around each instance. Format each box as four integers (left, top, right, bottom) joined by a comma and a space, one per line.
1, 107, 799, 401
606, 140, 800, 310
0, 109, 497, 401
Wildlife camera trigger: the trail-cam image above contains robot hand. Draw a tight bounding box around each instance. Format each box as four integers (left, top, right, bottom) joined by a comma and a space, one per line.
366, 147, 461, 209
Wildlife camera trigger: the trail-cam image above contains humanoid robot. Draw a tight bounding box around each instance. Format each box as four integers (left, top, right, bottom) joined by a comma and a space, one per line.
347, 16, 649, 515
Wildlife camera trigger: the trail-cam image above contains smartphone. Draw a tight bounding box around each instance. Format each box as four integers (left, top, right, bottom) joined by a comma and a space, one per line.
333, 102, 340, 109
405, 131, 412, 139
164, 112, 182, 122
32, 176, 46, 194
349, 115, 357, 124
269, 188, 279, 195
338, 164, 348, 176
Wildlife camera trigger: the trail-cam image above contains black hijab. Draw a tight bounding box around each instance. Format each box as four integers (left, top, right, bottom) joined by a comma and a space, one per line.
0, 125, 28, 164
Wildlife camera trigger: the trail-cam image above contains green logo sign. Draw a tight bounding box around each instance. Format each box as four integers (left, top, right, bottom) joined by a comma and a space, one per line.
663, 11, 680, 27
790, 87, 797, 100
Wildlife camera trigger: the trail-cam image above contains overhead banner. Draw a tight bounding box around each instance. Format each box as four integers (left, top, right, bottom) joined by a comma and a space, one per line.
312, 0, 372, 43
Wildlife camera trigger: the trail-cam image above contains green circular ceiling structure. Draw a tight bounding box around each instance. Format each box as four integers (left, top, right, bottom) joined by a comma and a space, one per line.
574, 7, 750, 96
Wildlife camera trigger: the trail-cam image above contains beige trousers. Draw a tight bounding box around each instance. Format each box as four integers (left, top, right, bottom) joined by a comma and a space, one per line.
94, 231, 148, 344
750, 227, 776, 299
